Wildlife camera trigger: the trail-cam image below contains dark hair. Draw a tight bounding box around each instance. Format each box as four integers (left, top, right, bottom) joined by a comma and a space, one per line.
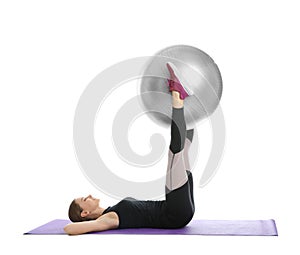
68, 199, 87, 222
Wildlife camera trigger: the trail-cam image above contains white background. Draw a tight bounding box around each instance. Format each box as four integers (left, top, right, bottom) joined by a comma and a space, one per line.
1, 0, 300, 254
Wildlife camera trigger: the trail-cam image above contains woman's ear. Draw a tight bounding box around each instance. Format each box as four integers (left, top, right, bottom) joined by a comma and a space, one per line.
81, 210, 89, 218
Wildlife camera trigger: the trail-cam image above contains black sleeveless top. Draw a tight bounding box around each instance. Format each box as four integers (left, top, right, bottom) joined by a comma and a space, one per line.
102, 197, 167, 229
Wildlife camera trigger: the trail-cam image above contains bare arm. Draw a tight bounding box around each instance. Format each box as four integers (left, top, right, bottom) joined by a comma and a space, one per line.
63, 212, 119, 235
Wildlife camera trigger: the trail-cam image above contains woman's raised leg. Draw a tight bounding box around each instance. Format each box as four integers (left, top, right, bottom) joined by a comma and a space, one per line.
165, 91, 188, 191
162, 63, 195, 228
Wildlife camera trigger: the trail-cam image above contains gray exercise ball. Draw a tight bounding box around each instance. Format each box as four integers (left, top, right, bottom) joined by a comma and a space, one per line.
138, 45, 223, 129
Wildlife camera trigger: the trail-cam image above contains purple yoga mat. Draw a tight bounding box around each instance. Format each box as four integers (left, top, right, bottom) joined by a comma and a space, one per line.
24, 219, 278, 236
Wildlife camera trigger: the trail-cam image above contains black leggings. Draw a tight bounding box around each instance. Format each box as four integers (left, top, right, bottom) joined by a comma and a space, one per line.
163, 107, 195, 228
170, 107, 194, 153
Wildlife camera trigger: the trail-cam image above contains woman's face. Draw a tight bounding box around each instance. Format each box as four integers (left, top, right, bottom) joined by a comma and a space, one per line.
75, 194, 100, 213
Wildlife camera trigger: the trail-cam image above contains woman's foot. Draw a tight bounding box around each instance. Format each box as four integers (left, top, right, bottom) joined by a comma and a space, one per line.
166, 62, 193, 100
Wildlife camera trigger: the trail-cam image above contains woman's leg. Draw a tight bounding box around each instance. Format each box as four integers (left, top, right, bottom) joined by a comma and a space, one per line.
166, 91, 188, 191
164, 90, 195, 228
166, 93, 195, 198
162, 63, 195, 228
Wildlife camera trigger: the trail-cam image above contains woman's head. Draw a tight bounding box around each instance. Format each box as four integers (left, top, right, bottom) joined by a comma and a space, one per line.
68, 195, 100, 222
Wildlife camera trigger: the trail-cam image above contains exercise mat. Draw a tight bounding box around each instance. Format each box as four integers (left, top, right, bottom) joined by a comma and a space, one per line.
24, 219, 278, 236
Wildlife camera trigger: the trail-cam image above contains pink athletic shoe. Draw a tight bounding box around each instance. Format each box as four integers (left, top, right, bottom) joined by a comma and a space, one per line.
166, 62, 193, 100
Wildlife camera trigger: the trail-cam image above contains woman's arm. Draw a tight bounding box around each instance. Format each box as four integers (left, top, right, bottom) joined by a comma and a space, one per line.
64, 212, 119, 235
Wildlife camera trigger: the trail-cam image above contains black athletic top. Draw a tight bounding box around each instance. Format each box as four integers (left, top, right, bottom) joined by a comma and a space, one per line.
101, 178, 195, 229
102, 197, 167, 229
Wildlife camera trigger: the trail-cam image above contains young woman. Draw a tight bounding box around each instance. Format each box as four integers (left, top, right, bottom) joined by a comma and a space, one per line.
64, 62, 195, 235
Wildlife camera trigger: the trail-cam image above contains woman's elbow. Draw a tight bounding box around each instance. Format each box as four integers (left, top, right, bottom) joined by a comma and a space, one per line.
64, 223, 77, 235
